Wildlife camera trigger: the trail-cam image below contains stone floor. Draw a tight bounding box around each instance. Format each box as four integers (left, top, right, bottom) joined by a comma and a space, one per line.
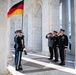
7, 50, 76, 75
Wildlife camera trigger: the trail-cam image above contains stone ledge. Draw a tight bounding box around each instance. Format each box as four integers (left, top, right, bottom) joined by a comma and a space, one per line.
5, 69, 13, 75
6, 72, 13, 75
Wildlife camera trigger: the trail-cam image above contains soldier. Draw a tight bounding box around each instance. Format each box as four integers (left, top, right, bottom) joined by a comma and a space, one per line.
53, 31, 59, 62
46, 33, 53, 60
14, 30, 24, 71
58, 29, 68, 66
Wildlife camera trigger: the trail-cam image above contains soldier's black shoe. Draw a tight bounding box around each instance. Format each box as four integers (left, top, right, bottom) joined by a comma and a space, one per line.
16, 66, 19, 71
16, 66, 23, 71
19, 67, 23, 70
59, 63, 65, 66
16, 68, 20, 71
16, 68, 23, 71
48, 58, 53, 60
53, 60, 58, 62
19, 65, 23, 70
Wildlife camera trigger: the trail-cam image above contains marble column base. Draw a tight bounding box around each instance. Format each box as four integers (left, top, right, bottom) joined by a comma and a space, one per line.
7, 54, 13, 64
5, 69, 13, 75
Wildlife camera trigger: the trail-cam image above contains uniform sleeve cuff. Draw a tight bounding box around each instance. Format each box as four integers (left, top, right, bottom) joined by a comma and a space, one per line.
65, 46, 68, 48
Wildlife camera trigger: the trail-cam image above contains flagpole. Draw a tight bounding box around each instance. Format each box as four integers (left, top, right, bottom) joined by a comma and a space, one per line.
22, 11, 23, 31
22, 0, 24, 32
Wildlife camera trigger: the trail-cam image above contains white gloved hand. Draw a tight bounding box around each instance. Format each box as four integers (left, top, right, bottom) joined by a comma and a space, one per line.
64, 48, 67, 50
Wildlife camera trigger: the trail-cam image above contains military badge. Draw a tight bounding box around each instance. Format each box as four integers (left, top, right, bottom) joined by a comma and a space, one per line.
62, 36, 65, 41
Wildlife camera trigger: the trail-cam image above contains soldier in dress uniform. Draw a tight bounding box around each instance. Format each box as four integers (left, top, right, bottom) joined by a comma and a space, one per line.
53, 31, 59, 62
58, 29, 68, 66
46, 33, 53, 60
14, 30, 25, 71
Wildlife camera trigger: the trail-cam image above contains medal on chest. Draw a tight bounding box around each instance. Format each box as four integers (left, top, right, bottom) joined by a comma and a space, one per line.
62, 36, 65, 41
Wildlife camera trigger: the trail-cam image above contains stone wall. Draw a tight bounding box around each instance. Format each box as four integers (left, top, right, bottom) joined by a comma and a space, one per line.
10, 0, 60, 55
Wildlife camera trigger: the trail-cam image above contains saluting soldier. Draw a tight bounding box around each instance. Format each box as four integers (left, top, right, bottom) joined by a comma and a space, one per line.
53, 31, 59, 62
58, 29, 68, 66
46, 33, 53, 60
14, 30, 24, 71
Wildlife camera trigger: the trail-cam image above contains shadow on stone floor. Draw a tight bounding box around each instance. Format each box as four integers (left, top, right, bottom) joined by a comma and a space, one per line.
9, 50, 75, 75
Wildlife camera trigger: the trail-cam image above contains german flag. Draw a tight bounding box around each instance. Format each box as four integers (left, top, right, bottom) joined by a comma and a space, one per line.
7, 0, 24, 18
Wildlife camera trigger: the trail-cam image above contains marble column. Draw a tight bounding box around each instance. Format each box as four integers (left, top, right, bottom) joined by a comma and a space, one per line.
33, 3, 42, 52
7, 0, 13, 63
70, 0, 75, 55
42, 0, 60, 55
50, 0, 60, 31
0, 0, 11, 74
73, 0, 76, 69
42, 0, 51, 55
62, 0, 69, 36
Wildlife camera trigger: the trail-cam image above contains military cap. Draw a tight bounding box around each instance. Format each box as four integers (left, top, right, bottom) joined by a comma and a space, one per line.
50, 33, 52, 34
48, 33, 53, 35
49, 33, 53, 34
60, 29, 65, 32
53, 31, 58, 33
15, 30, 22, 33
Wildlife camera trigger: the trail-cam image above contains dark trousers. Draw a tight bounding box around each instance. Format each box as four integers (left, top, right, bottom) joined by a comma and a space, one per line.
59, 48, 66, 64
53, 47, 58, 61
49, 47, 53, 59
15, 49, 22, 69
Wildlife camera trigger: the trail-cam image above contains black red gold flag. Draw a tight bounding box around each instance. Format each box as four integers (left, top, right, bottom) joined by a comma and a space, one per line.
7, 0, 24, 18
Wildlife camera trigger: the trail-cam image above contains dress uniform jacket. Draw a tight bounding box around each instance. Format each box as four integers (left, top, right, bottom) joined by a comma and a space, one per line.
58, 34, 68, 65
58, 34, 68, 49
16, 36, 23, 52
53, 35, 59, 48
